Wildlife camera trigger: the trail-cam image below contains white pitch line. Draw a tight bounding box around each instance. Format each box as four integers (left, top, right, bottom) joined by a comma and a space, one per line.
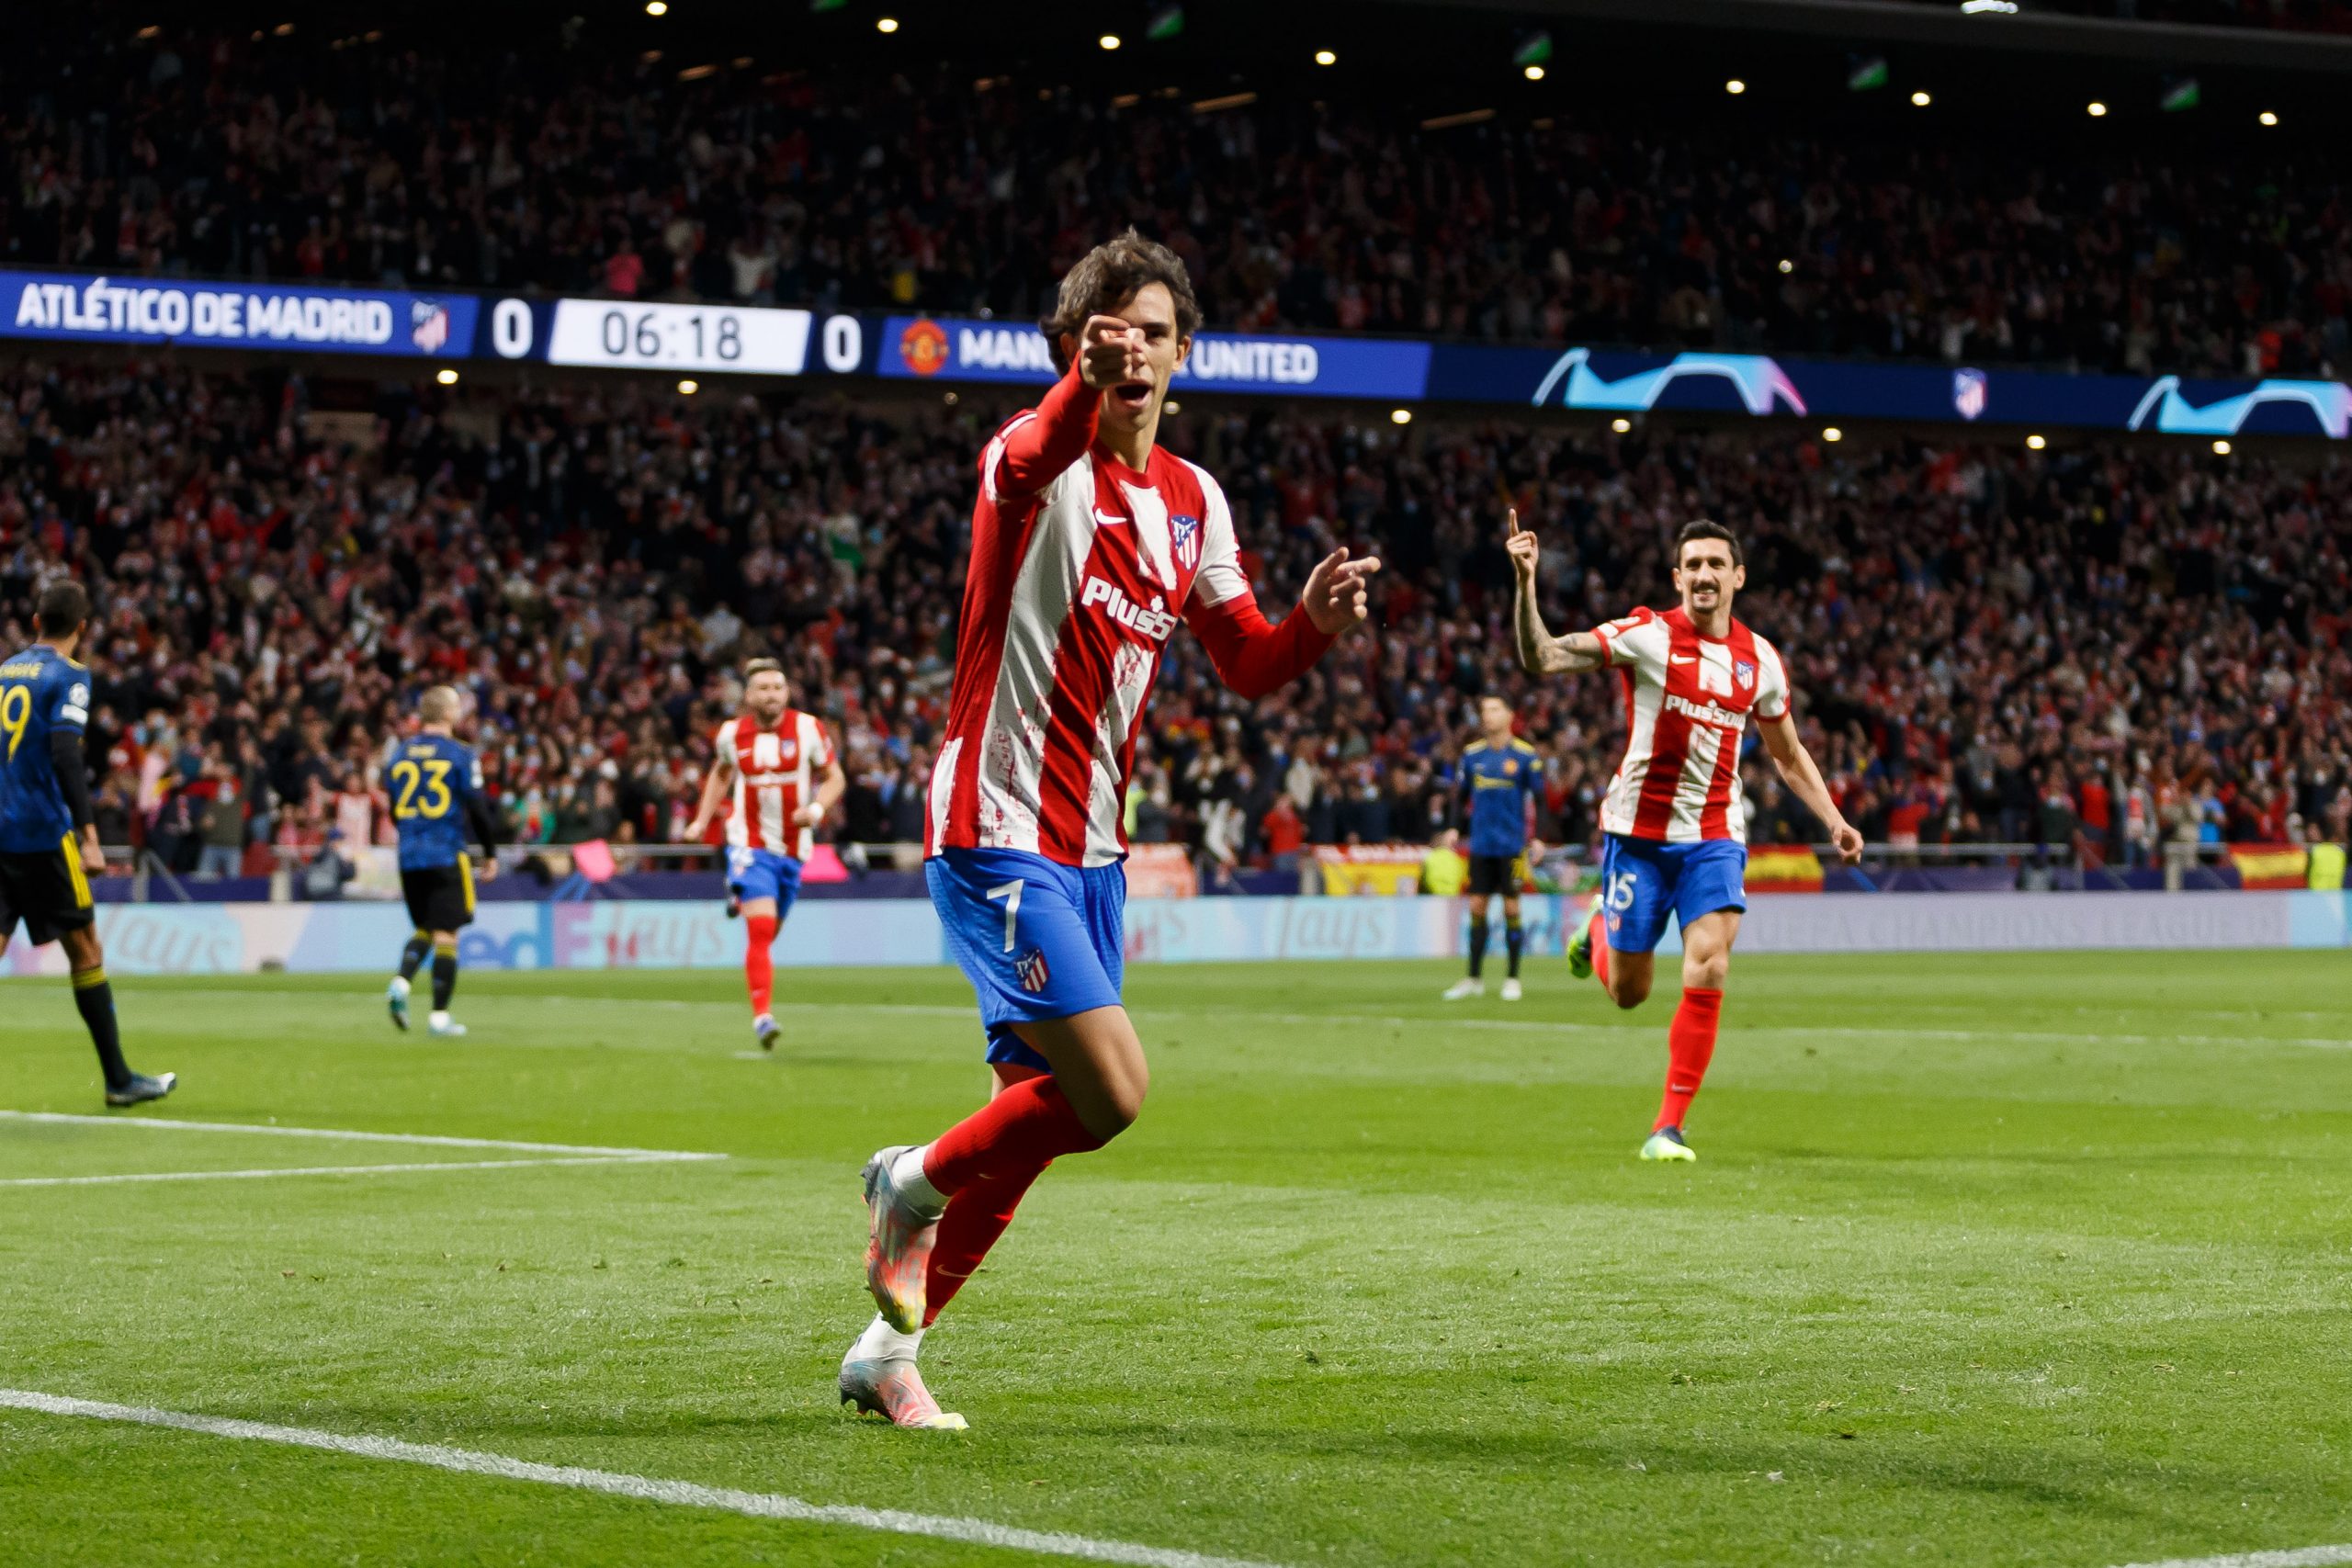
2110, 1546, 2352, 1568
0, 1111, 723, 1161
0, 1156, 684, 1189
1124, 1010, 2352, 1052
0, 1389, 1286, 1568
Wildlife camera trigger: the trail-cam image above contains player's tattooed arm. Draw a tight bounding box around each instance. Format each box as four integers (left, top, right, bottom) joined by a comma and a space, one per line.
1503, 509, 1608, 676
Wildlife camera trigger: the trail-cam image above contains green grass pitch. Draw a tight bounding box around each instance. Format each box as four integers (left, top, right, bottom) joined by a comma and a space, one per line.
3, 952, 2349, 1567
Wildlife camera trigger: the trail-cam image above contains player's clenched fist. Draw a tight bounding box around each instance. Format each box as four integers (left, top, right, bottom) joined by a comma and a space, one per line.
1078, 314, 1146, 389
1302, 547, 1383, 635
1504, 506, 1541, 581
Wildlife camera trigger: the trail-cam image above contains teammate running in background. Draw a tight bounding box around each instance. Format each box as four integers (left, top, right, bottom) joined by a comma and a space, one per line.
384, 686, 499, 1038
0, 581, 175, 1106
843, 230, 1379, 1428
1506, 511, 1861, 1161
1441, 694, 1544, 1003
682, 658, 844, 1051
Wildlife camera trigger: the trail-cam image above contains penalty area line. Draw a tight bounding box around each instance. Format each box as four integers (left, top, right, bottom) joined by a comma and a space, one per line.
0, 1156, 692, 1189
0, 1110, 724, 1162
0, 1389, 1289, 1568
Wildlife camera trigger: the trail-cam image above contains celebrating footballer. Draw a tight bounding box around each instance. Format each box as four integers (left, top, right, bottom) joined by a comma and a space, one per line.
1506, 509, 1863, 1162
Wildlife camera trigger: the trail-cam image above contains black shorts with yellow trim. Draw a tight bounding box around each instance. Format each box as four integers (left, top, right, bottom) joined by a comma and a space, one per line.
0, 835, 97, 947
400, 861, 477, 932
1465, 852, 1530, 898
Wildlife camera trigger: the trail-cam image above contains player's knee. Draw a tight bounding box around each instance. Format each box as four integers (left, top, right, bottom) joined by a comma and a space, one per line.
1084, 1078, 1148, 1141
1685, 954, 1729, 990
1611, 979, 1648, 1010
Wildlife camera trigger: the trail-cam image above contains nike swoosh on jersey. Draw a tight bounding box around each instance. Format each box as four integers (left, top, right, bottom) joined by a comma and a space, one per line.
1092, 509, 1128, 526
1669, 654, 1699, 664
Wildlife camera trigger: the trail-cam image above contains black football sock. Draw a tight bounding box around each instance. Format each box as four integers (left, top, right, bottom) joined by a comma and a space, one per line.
1467, 915, 1489, 979
72, 965, 132, 1092
399, 931, 432, 982
1506, 918, 1525, 979
431, 939, 459, 1011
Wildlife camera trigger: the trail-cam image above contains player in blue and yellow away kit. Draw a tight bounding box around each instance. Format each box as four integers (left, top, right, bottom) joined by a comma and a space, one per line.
0, 581, 175, 1106
381, 685, 501, 1038
1442, 694, 1546, 1003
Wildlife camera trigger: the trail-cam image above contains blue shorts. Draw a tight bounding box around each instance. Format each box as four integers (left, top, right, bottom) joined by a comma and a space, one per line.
726, 847, 803, 915
1597, 834, 1747, 954
927, 847, 1125, 1073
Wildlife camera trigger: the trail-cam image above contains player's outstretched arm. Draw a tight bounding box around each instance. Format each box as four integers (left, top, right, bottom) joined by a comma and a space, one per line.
1505, 509, 1607, 676
1185, 547, 1380, 699
995, 315, 1143, 497
1757, 712, 1865, 864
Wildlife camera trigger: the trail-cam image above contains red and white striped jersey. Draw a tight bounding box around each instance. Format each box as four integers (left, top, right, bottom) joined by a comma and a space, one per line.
719, 709, 834, 860
1591, 606, 1791, 843
927, 366, 1335, 868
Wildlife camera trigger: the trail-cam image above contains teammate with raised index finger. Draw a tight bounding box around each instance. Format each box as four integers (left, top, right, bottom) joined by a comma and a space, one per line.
840, 230, 1381, 1429
1505, 509, 1862, 1161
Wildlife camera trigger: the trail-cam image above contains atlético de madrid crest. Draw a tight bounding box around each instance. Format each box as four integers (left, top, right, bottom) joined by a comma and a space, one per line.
1734, 660, 1757, 691
1170, 513, 1202, 571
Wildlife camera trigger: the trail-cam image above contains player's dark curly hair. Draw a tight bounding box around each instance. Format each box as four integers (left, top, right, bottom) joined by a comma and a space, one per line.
1675, 518, 1743, 568
1040, 228, 1203, 374
36, 579, 90, 637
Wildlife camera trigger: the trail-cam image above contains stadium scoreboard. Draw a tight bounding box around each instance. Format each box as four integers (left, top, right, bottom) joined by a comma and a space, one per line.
8, 266, 2352, 438
493, 298, 846, 377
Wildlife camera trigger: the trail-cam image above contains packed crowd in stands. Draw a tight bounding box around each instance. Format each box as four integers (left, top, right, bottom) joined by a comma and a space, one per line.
6, 20, 2352, 378
1, 359, 2346, 886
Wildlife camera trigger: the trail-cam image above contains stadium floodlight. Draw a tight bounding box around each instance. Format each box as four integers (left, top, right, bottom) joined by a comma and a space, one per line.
435, 368, 459, 386
1164, 400, 1182, 414
876, 17, 899, 34
1100, 33, 1121, 51
678, 379, 698, 395
644, 0, 666, 12
1822, 426, 1842, 442
1315, 50, 1336, 66
1524, 65, 1544, 82
2212, 439, 2232, 455
1725, 78, 1746, 96
1911, 91, 1931, 107
2027, 434, 2046, 450
2260, 111, 2279, 126
1959, 0, 2019, 11
2086, 101, 2107, 117
1778, 258, 1793, 273
1611, 418, 1632, 434
1391, 408, 1413, 425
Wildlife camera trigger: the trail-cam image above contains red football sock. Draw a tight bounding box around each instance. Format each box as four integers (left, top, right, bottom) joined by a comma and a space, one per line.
922, 1076, 1104, 1197
922, 1159, 1050, 1326
744, 912, 778, 1015
1588, 907, 1612, 989
1655, 987, 1723, 1132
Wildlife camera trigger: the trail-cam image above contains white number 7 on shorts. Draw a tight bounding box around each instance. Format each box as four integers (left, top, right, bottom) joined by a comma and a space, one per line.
985, 879, 1024, 953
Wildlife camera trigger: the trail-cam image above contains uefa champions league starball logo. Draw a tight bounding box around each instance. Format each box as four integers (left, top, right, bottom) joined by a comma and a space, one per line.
1952, 367, 1988, 421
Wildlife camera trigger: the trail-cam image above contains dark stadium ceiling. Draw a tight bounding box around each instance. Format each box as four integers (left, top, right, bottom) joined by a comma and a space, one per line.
88, 0, 2352, 136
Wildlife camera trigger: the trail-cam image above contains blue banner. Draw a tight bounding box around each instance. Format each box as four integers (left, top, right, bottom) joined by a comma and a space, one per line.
1, 270, 478, 358
875, 314, 1430, 400
5, 265, 2348, 439
1425, 342, 2352, 438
